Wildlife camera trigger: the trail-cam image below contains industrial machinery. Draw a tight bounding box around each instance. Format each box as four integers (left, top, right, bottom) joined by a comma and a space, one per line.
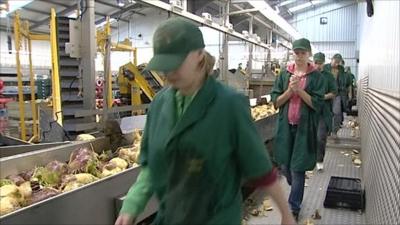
117, 63, 165, 107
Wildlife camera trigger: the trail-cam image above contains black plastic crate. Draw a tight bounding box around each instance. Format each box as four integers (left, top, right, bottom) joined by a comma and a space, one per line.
324, 176, 365, 211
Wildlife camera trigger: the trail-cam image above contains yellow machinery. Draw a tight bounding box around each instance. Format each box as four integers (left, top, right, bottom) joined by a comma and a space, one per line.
97, 18, 164, 110
13, 9, 62, 142
97, 18, 139, 109
14, 9, 61, 142
117, 63, 165, 106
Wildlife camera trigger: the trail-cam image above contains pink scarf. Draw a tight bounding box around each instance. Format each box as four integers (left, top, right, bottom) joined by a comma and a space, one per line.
287, 63, 316, 125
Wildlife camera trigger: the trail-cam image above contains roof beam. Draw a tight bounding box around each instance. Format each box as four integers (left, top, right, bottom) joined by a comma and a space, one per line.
95, 4, 145, 25
96, 0, 123, 10
30, 1, 131, 30
229, 8, 258, 16
36, 0, 71, 8
30, 3, 77, 30
22, 7, 50, 15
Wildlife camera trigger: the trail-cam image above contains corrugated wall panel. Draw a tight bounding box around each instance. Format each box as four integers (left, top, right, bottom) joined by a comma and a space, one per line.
312, 42, 358, 76
357, 1, 400, 224
289, 2, 358, 75
358, 2, 400, 92
290, 2, 357, 42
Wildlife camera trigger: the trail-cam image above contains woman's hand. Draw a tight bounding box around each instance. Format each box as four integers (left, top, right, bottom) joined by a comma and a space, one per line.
289, 77, 300, 93
115, 214, 136, 225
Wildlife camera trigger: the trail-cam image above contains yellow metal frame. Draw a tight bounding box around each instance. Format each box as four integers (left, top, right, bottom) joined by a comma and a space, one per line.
49, 8, 62, 126
13, 11, 49, 142
97, 19, 138, 109
13, 12, 27, 141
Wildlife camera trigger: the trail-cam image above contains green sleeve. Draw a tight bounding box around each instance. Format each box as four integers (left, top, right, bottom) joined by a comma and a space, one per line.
328, 73, 338, 95
120, 104, 154, 216
120, 166, 153, 216
138, 104, 152, 166
309, 72, 325, 113
270, 70, 285, 106
346, 73, 352, 88
351, 74, 356, 87
232, 94, 273, 179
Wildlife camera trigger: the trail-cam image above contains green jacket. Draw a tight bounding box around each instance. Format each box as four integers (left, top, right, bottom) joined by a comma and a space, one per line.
122, 77, 273, 225
323, 64, 349, 96
346, 72, 356, 87
320, 70, 338, 132
271, 68, 324, 171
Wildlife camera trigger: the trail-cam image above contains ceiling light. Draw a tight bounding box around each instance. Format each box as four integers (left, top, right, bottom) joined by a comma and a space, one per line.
248, 1, 302, 39
96, 18, 116, 28
288, 0, 325, 13
66, 10, 78, 19
117, 0, 125, 7
278, 0, 296, 7
275, 6, 280, 13
1, 0, 32, 17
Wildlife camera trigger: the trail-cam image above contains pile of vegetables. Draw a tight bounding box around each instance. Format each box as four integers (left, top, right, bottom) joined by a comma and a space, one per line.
0, 130, 142, 216
250, 103, 277, 121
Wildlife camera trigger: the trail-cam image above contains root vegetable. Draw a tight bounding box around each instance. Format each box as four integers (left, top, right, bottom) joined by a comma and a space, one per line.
0, 197, 20, 216
110, 157, 128, 169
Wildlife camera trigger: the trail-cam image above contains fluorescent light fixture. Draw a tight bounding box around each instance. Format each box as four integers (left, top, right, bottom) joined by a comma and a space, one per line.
278, 0, 296, 7
0, 0, 33, 18
96, 18, 116, 28
247, 1, 302, 39
288, 1, 325, 13
275, 6, 280, 14
117, 0, 125, 7
66, 10, 78, 19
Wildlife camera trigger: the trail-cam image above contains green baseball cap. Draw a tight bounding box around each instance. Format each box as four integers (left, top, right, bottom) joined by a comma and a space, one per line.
292, 38, 311, 52
332, 53, 343, 61
313, 52, 325, 64
145, 17, 205, 72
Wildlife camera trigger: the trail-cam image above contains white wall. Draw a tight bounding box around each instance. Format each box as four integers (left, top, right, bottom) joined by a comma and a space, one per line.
356, 1, 400, 224
357, 2, 400, 92
289, 2, 358, 75
0, 30, 51, 71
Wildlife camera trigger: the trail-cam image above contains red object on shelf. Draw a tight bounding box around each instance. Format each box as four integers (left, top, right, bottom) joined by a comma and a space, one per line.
0, 79, 13, 107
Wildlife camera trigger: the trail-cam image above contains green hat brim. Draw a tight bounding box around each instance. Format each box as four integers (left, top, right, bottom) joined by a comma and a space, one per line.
314, 60, 325, 64
145, 53, 187, 72
293, 46, 310, 51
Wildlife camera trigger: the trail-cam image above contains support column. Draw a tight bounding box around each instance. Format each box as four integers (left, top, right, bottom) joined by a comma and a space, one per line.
247, 16, 253, 77
81, 0, 96, 116
181, 0, 187, 11
220, 0, 230, 82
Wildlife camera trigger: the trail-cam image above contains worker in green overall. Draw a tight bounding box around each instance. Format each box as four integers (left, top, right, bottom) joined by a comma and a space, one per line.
271, 38, 324, 220
115, 18, 295, 225
345, 66, 356, 112
323, 54, 348, 138
313, 53, 338, 171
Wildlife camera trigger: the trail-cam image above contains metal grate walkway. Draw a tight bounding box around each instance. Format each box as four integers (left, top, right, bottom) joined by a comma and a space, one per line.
246, 117, 366, 225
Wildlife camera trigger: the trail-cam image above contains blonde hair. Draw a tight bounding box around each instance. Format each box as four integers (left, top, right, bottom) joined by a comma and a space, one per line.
198, 50, 216, 76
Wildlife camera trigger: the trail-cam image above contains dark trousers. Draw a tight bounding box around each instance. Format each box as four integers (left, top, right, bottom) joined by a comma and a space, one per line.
317, 118, 328, 162
332, 96, 342, 134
